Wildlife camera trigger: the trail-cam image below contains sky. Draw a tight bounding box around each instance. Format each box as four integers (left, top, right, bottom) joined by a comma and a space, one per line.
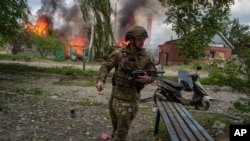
27, 0, 250, 47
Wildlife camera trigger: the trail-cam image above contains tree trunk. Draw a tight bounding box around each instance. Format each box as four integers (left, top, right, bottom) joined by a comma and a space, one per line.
87, 17, 95, 62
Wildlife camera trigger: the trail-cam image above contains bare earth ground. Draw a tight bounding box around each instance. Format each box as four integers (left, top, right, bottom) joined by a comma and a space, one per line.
0, 67, 248, 141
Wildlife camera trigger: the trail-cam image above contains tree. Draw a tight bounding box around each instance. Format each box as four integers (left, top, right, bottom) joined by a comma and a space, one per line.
80, 0, 115, 59
221, 18, 250, 54
9, 29, 31, 54
0, 0, 29, 46
221, 19, 250, 90
30, 33, 64, 57
159, 0, 234, 64
242, 49, 250, 87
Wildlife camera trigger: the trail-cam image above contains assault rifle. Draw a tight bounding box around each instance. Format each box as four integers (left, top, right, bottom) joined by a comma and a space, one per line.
130, 69, 165, 80
128, 69, 165, 92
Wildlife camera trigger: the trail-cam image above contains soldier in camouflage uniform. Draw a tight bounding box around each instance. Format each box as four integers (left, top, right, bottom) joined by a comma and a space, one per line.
96, 25, 156, 141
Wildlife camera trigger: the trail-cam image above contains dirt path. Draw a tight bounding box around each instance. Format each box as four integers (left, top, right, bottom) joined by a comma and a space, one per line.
0, 60, 208, 77
0, 60, 248, 141
1, 70, 246, 113
0, 72, 157, 141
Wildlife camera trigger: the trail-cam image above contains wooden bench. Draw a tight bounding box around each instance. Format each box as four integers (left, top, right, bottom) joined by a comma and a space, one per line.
154, 98, 214, 141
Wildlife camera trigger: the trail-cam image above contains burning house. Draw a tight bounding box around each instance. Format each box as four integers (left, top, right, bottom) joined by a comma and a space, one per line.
25, 0, 163, 60
24, 15, 52, 36
25, 0, 89, 60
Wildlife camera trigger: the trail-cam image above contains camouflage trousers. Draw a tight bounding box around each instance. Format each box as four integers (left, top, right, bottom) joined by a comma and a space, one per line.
109, 97, 139, 141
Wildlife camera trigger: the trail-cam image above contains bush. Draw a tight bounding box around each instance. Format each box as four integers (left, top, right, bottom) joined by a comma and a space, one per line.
200, 67, 229, 86
234, 100, 250, 113
233, 95, 250, 124
203, 57, 250, 92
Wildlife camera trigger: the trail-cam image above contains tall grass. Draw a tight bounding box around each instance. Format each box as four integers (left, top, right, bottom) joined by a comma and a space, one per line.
0, 63, 99, 76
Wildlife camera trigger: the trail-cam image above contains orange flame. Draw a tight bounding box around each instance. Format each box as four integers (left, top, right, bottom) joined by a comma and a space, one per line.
118, 40, 130, 47
24, 16, 50, 36
65, 33, 86, 59
118, 15, 135, 47
24, 15, 89, 59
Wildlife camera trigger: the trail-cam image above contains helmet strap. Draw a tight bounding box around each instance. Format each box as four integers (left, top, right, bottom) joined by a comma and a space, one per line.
132, 38, 141, 50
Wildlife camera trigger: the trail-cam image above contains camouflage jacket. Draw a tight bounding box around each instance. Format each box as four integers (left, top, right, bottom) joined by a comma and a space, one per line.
97, 46, 156, 100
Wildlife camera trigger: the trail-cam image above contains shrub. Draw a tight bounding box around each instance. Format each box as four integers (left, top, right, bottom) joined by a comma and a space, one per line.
203, 57, 250, 92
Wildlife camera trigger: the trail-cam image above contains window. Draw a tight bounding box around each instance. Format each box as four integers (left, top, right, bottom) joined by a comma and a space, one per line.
210, 51, 215, 58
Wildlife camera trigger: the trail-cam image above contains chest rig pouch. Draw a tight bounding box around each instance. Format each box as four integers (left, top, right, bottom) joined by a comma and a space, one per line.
114, 50, 142, 88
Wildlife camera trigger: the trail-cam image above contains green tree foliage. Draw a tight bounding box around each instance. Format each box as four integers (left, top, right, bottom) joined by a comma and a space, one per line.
9, 30, 31, 54
30, 33, 64, 57
159, 0, 234, 64
80, 0, 115, 59
221, 18, 250, 53
241, 49, 250, 84
219, 18, 250, 92
0, 0, 29, 46
202, 48, 250, 92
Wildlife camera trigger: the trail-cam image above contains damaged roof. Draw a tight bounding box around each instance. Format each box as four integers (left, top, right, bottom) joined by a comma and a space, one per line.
163, 33, 235, 49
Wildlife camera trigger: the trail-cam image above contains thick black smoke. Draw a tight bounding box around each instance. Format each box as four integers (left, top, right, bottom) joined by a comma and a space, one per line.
118, 0, 150, 39
36, 0, 86, 41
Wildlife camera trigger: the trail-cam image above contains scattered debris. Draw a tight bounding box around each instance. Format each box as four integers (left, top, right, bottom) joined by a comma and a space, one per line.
212, 120, 226, 136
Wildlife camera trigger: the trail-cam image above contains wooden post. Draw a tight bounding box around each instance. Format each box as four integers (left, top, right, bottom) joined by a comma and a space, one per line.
82, 60, 85, 70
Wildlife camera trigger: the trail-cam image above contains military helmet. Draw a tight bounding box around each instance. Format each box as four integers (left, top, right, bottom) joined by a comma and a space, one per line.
125, 25, 148, 41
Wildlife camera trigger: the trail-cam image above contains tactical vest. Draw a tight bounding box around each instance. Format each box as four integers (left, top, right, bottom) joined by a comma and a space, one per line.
113, 47, 151, 99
